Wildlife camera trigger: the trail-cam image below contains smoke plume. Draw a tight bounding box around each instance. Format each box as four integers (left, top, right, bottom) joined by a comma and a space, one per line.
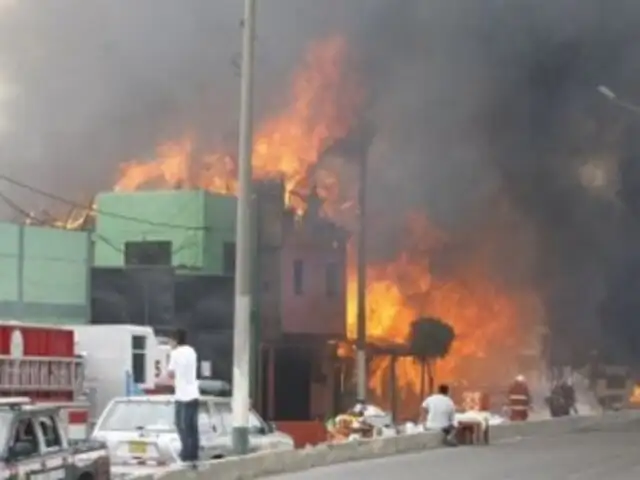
2, 0, 640, 365
355, 0, 640, 366
0, 0, 367, 209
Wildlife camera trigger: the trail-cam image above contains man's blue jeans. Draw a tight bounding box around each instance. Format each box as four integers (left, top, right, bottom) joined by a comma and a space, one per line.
175, 399, 200, 462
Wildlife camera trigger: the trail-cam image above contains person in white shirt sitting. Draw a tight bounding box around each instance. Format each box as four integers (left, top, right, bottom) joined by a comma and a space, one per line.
420, 384, 458, 446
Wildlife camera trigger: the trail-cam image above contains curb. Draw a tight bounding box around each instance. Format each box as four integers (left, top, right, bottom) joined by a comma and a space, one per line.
146, 409, 640, 480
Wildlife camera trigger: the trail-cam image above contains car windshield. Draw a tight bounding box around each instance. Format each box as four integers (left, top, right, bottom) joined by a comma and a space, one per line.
98, 400, 209, 432
213, 402, 264, 433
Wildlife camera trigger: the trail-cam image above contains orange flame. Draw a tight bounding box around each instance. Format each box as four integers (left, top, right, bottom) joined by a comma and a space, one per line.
631, 385, 640, 404
115, 36, 363, 214
346, 213, 541, 407
111, 36, 541, 404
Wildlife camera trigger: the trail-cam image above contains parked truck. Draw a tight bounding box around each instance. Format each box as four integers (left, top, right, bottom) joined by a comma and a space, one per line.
0, 322, 91, 440
0, 397, 110, 479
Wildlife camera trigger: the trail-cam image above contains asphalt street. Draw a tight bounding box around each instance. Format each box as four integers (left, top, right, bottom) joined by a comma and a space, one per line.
268, 420, 640, 480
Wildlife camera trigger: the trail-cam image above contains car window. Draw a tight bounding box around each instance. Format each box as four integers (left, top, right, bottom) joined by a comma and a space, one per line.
213, 402, 265, 434
98, 400, 209, 432
36, 415, 63, 450
10, 418, 40, 459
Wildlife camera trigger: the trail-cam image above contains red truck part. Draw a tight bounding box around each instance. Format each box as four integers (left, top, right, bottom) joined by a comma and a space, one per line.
0, 322, 89, 438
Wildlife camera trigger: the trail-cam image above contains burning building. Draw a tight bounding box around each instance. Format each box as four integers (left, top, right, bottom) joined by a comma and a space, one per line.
89, 180, 349, 422
100, 35, 543, 415
10, 0, 640, 414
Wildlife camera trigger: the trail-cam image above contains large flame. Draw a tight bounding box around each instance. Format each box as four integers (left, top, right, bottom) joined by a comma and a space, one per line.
346, 213, 541, 407
111, 36, 540, 403
115, 36, 363, 215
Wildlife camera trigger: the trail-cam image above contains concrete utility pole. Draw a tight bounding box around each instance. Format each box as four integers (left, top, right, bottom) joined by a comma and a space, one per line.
232, 0, 256, 456
356, 154, 368, 402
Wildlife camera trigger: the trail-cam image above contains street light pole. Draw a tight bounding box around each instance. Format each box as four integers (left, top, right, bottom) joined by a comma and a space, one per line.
232, 0, 256, 456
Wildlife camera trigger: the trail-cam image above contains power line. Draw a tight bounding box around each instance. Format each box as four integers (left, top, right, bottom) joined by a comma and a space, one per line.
0, 174, 207, 231
0, 190, 45, 225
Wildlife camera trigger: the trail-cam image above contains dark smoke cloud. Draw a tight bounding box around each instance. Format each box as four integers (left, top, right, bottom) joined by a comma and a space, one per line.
356, 0, 640, 366
0, 0, 368, 211
2, 0, 640, 366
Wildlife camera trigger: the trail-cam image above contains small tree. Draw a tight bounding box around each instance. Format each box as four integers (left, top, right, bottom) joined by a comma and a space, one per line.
407, 316, 455, 399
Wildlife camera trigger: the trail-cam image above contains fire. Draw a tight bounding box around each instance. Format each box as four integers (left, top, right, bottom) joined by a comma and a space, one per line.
346, 214, 540, 406
631, 385, 640, 404
110, 36, 540, 403
115, 36, 363, 214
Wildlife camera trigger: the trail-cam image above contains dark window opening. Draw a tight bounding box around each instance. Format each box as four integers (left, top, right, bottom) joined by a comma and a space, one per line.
293, 259, 304, 296
125, 241, 172, 266
223, 242, 236, 275
38, 415, 62, 450
11, 418, 39, 458
326, 262, 340, 297
132, 335, 147, 383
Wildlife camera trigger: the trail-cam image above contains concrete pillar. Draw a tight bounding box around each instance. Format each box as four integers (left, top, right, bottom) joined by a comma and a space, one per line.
267, 344, 275, 419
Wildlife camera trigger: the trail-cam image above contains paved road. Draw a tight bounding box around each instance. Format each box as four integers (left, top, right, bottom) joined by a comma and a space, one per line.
269, 420, 640, 480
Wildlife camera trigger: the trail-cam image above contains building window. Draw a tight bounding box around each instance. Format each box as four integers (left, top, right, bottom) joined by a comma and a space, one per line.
223, 242, 236, 275
131, 335, 147, 383
326, 262, 340, 297
293, 259, 304, 296
124, 241, 172, 266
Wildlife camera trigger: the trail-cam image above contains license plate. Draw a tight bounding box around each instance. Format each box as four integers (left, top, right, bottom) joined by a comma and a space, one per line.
128, 441, 147, 455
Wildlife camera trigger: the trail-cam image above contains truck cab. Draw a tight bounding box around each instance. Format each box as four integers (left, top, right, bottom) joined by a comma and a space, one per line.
0, 398, 109, 480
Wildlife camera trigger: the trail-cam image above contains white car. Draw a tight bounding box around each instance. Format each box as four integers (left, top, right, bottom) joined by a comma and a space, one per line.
91, 395, 294, 467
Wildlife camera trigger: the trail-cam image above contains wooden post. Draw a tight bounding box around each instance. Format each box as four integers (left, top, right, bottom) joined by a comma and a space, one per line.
390, 354, 397, 423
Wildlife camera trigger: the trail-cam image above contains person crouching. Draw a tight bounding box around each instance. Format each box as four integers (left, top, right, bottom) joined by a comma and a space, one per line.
421, 384, 458, 446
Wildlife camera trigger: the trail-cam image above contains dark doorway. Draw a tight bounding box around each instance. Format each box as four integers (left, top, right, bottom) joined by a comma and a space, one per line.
273, 346, 311, 420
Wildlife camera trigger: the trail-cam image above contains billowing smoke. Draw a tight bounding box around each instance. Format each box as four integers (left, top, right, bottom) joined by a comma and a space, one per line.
355, 0, 640, 366
2, 0, 640, 366
0, 0, 371, 209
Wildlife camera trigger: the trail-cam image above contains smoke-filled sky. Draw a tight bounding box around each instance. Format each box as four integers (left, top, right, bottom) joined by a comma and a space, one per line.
0, 0, 357, 203
1, 0, 640, 364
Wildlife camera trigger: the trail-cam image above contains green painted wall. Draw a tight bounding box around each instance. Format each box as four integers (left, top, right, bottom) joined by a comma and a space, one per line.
0, 222, 90, 324
203, 193, 237, 274
94, 190, 237, 275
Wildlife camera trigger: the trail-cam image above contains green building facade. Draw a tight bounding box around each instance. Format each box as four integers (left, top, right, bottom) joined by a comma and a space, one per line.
93, 190, 237, 273
0, 222, 91, 324
93, 188, 264, 400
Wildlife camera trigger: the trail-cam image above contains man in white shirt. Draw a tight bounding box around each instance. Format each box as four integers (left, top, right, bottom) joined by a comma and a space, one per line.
421, 384, 458, 446
166, 328, 200, 465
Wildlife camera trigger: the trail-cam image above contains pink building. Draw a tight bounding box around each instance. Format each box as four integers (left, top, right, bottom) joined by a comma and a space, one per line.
254, 180, 348, 427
